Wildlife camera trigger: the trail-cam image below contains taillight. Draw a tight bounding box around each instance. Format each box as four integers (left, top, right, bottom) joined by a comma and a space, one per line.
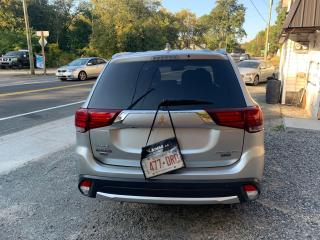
243, 184, 259, 201
75, 108, 121, 132
206, 106, 263, 133
79, 180, 92, 196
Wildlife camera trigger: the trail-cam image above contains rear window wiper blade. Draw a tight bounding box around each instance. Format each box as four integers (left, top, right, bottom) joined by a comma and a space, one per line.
127, 88, 155, 110
160, 99, 214, 107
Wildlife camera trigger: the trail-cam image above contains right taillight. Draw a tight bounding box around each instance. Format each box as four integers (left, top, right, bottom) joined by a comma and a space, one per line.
206, 106, 263, 133
75, 108, 121, 133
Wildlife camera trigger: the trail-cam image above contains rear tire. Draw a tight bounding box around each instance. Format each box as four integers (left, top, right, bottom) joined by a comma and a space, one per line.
78, 71, 87, 81
253, 75, 259, 86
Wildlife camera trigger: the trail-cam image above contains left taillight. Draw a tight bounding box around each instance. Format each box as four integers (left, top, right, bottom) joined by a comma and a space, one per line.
75, 108, 121, 133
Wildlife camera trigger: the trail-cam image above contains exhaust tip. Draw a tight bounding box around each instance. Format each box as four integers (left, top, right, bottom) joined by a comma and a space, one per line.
79, 180, 92, 196
243, 184, 259, 201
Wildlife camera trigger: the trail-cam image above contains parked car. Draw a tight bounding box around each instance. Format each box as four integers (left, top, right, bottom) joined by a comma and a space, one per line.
239, 53, 250, 61
230, 52, 250, 62
75, 49, 264, 205
0, 50, 34, 69
56, 57, 107, 81
238, 60, 276, 86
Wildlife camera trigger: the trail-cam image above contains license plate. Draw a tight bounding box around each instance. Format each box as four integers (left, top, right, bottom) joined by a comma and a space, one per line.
141, 138, 185, 179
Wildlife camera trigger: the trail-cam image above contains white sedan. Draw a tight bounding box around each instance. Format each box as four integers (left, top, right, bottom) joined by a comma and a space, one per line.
238, 60, 277, 86
56, 57, 107, 81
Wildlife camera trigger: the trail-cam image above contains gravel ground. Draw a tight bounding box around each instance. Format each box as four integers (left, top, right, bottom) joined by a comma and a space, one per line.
0, 126, 319, 240
1, 84, 319, 239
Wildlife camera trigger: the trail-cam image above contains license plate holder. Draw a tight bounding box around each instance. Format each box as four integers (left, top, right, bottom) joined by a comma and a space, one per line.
141, 137, 185, 179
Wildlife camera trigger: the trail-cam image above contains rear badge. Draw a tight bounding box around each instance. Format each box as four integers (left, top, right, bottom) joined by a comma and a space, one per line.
96, 145, 112, 155
216, 151, 238, 158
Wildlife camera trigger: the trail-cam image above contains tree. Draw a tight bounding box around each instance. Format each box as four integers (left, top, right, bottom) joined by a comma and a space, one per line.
202, 0, 246, 51
89, 0, 179, 57
175, 10, 197, 49
0, 0, 24, 31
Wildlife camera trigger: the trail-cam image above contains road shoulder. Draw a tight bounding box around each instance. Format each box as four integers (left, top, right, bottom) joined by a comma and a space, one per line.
0, 116, 75, 175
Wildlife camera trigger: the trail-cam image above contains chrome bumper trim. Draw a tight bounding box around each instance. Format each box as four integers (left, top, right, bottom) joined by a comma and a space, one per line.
96, 192, 240, 205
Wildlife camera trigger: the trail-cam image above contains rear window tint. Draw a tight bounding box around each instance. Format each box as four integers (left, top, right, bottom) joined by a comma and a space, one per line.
89, 59, 246, 110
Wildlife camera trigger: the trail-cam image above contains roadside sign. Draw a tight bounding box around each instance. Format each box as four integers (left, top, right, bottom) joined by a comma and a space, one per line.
38, 38, 47, 47
36, 55, 44, 69
36, 31, 49, 37
36, 30, 48, 75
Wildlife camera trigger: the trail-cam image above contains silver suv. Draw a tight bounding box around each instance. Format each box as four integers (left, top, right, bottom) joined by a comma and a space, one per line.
75, 50, 264, 204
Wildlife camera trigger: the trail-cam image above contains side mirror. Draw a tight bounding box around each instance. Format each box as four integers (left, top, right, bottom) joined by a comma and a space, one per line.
87, 62, 93, 66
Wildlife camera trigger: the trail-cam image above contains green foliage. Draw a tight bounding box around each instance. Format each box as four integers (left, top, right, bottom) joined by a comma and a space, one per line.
1, 0, 250, 62
0, 0, 24, 31
202, 0, 246, 51
0, 30, 26, 55
46, 43, 76, 67
89, 0, 177, 58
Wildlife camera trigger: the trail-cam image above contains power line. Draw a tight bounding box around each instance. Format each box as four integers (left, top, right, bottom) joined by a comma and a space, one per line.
248, 0, 268, 24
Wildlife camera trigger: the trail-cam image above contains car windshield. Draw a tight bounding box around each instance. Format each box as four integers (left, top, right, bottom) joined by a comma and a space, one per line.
4, 51, 22, 57
238, 61, 260, 68
89, 59, 246, 110
68, 59, 88, 66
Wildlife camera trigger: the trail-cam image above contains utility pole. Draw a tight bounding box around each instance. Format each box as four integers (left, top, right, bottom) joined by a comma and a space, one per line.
22, 0, 35, 75
264, 0, 273, 60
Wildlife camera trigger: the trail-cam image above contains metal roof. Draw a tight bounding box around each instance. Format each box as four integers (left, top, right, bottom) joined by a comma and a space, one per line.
282, 0, 320, 32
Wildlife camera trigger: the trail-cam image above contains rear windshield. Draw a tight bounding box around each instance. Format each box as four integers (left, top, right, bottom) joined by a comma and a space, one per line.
89, 59, 246, 110
238, 61, 259, 68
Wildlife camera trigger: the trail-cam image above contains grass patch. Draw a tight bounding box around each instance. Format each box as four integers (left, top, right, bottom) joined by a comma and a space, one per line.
273, 124, 285, 131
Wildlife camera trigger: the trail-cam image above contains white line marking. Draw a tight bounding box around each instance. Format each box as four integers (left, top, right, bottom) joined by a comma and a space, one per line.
0, 80, 60, 88
0, 100, 85, 121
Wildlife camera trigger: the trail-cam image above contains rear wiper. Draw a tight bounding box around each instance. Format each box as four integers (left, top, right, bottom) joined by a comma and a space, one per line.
159, 99, 214, 107
127, 88, 155, 110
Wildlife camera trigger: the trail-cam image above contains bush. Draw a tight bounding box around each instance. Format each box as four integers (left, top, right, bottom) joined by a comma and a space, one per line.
0, 30, 27, 55
46, 43, 77, 67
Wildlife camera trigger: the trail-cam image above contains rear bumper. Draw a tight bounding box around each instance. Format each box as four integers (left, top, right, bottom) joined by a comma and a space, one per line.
79, 175, 260, 204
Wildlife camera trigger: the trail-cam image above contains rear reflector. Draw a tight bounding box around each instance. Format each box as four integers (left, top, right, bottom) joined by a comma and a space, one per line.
75, 108, 121, 132
243, 184, 259, 201
79, 180, 92, 196
206, 106, 263, 133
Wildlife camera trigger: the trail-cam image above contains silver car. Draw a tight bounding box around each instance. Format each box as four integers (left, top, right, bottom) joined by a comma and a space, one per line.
56, 57, 107, 81
238, 60, 276, 86
75, 50, 264, 205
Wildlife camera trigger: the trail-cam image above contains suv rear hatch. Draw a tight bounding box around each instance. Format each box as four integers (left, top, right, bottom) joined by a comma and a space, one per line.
81, 58, 256, 168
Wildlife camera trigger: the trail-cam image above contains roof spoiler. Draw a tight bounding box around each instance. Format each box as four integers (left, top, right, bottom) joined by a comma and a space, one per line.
112, 52, 134, 59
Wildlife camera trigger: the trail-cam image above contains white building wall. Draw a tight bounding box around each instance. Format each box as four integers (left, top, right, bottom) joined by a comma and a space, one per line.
280, 32, 320, 119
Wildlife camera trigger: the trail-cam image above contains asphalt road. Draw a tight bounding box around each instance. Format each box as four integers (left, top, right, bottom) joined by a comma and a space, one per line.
0, 73, 95, 136
0, 76, 319, 239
